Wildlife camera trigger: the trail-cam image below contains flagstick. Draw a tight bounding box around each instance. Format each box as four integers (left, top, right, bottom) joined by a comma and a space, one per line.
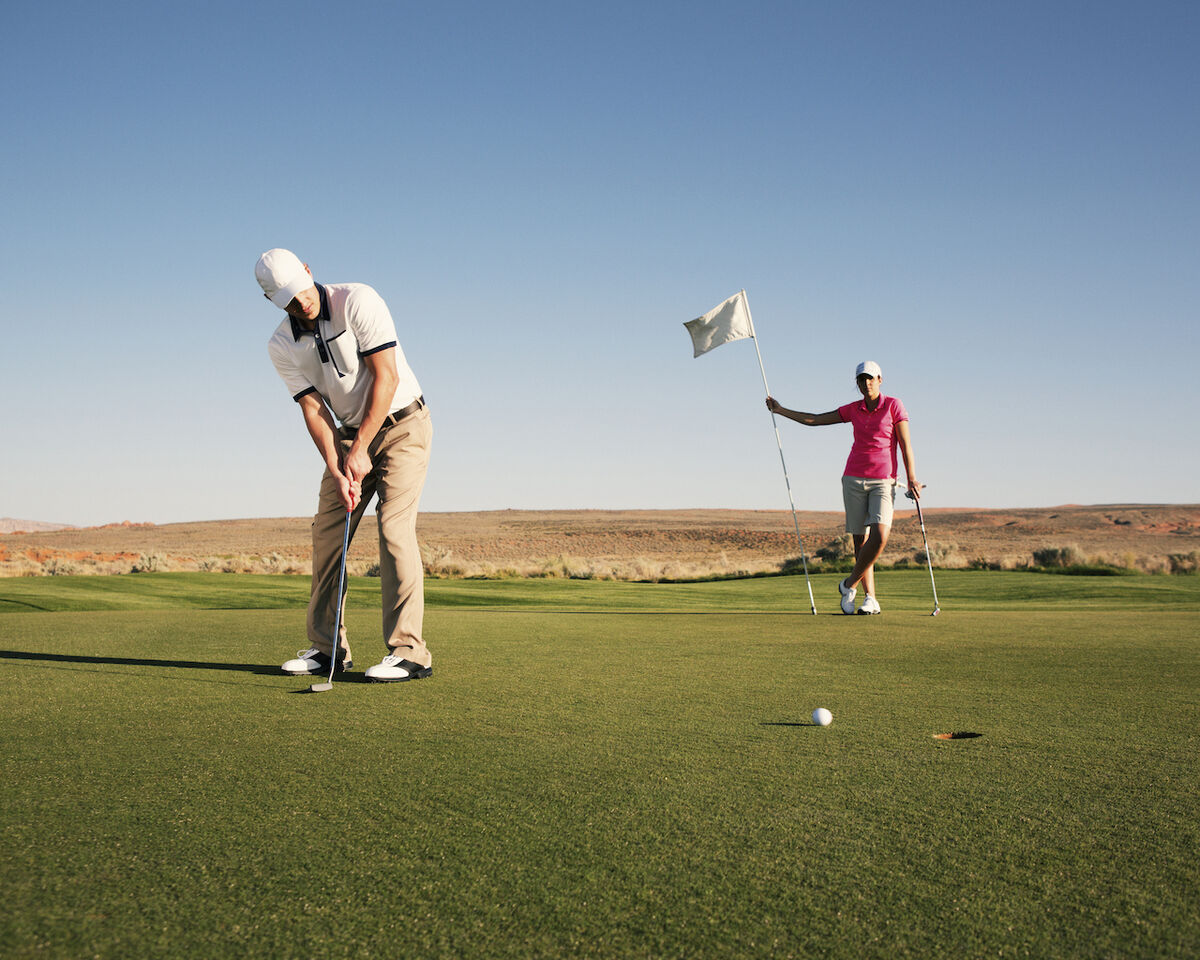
742, 292, 817, 615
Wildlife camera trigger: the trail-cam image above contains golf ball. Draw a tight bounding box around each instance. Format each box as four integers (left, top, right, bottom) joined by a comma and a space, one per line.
812, 707, 833, 726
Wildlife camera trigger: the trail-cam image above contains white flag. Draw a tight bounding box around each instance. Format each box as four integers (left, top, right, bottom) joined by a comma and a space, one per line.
684, 290, 754, 358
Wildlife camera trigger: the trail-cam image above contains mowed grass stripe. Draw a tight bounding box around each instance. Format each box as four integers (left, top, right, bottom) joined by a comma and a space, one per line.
1, 577, 1197, 959
2, 570, 1199, 614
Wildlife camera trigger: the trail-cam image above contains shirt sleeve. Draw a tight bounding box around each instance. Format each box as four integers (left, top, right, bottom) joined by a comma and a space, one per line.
837, 401, 856, 423
344, 285, 399, 356
268, 337, 316, 402
890, 397, 909, 423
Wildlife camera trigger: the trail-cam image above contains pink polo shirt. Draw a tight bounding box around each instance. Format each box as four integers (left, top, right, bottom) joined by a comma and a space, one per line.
837, 395, 908, 479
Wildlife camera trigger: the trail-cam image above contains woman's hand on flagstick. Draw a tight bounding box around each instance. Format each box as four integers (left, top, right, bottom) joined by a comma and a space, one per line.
767, 401, 842, 427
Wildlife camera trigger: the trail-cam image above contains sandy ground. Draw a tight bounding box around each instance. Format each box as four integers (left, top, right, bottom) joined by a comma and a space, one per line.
2, 505, 1197, 578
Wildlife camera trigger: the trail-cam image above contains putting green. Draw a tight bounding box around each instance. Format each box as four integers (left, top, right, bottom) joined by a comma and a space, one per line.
1, 572, 1197, 959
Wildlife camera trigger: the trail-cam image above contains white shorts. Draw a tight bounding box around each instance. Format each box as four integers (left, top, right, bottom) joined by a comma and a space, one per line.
842, 476, 897, 535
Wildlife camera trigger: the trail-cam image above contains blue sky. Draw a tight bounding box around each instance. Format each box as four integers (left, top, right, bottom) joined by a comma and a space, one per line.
3, 0, 1197, 525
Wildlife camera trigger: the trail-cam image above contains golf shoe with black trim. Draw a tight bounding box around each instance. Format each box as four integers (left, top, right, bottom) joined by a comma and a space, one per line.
281, 647, 353, 675
365, 653, 433, 682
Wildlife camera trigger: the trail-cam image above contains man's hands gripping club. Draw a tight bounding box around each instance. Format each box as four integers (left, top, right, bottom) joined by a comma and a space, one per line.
337, 348, 401, 511
298, 349, 402, 512
337, 454, 365, 512
298, 394, 363, 512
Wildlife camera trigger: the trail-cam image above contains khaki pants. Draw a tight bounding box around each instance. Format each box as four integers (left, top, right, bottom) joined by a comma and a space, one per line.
307, 407, 433, 665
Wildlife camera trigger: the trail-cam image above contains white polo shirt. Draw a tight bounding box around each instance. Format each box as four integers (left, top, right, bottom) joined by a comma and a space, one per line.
267, 283, 422, 428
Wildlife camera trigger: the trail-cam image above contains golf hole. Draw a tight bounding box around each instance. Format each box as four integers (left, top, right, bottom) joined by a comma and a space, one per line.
933, 731, 982, 740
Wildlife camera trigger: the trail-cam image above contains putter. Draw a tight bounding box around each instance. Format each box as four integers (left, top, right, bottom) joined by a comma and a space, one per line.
310, 507, 353, 692
906, 488, 941, 616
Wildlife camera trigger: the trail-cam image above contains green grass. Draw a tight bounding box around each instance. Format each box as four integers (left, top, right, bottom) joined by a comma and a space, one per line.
3, 568, 1198, 614
1, 572, 1197, 959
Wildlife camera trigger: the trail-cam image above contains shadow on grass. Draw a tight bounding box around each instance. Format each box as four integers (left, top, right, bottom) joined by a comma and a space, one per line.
0, 597, 53, 612
760, 721, 821, 727
0, 648, 375, 684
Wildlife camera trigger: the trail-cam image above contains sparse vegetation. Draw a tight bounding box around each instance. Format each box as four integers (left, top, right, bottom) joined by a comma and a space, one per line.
1169, 550, 1199, 574
1032, 545, 1086, 568
42, 557, 80, 576
917, 540, 963, 568
2, 506, 1197, 580
130, 552, 166, 573
969, 557, 1002, 570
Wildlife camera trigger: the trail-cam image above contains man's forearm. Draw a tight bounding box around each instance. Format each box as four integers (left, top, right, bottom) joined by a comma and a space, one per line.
302, 401, 344, 473
352, 371, 398, 451
300, 397, 362, 510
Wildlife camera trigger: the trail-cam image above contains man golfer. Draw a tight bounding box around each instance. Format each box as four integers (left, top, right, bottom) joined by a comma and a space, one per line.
766, 361, 922, 615
256, 248, 434, 680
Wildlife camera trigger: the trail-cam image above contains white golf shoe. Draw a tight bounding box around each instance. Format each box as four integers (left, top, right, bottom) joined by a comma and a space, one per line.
857, 595, 881, 615
365, 654, 433, 682
281, 647, 353, 675
838, 578, 857, 615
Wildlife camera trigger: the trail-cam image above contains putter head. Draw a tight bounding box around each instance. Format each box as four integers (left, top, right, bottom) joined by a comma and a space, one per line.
309, 681, 333, 692
931, 607, 940, 617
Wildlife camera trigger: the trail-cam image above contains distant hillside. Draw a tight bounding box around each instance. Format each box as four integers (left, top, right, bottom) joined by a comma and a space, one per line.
1, 506, 1197, 579
0, 518, 77, 535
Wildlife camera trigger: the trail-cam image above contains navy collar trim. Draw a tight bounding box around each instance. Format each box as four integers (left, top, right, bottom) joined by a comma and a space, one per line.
288, 284, 330, 341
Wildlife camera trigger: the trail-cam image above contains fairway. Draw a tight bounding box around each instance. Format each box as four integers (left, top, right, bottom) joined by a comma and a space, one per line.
2, 572, 1197, 959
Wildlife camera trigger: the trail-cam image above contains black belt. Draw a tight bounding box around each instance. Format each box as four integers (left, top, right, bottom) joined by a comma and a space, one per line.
342, 396, 425, 440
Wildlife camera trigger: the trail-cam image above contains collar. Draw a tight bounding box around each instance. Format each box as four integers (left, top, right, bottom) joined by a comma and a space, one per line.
858, 393, 887, 413
288, 284, 330, 341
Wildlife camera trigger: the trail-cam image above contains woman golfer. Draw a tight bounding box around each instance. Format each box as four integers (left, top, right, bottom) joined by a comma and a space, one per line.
766, 361, 922, 615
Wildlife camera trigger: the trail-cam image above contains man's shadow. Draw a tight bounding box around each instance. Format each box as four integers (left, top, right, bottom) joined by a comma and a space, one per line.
0, 649, 373, 684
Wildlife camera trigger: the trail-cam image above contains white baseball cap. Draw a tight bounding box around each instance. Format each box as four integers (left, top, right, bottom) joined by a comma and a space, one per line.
855, 360, 882, 379
255, 248, 314, 308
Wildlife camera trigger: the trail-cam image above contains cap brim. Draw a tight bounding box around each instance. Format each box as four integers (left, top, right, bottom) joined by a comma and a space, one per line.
269, 274, 314, 308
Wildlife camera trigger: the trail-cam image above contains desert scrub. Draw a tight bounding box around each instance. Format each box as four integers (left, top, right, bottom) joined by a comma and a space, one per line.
421, 545, 465, 577
1032, 545, 1086, 568
917, 541, 964, 568
815, 534, 854, 563
968, 557, 1002, 570
254, 551, 288, 574
1168, 551, 1199, 574
130, 552, 167, 573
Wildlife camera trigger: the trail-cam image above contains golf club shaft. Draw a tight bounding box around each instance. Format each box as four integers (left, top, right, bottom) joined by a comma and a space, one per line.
911, 495, 940, 613
325, 508, 353, 686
